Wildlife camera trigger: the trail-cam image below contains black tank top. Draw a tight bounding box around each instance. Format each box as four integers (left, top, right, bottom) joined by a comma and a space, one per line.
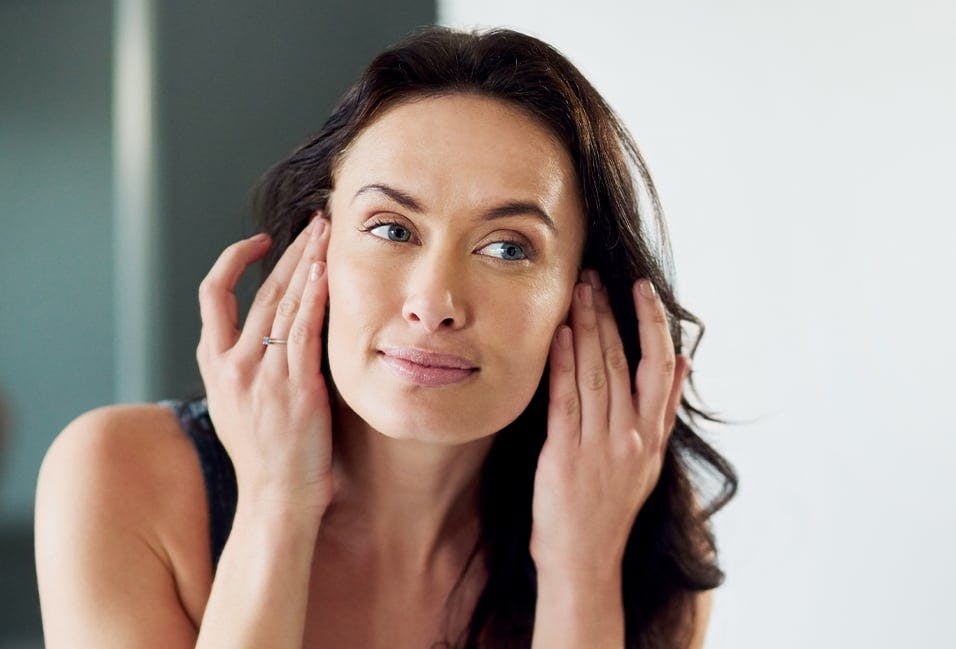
159, 397, 237, 576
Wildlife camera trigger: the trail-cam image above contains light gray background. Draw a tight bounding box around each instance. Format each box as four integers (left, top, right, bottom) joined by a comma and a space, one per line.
439, 0, 956, 647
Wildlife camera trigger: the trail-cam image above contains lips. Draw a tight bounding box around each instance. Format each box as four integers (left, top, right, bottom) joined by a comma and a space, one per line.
378, 346, 478, 370
377, 346, 478, 388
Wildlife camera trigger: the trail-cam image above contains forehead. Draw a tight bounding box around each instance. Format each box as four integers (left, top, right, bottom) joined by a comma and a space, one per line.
333, 93, 583, 225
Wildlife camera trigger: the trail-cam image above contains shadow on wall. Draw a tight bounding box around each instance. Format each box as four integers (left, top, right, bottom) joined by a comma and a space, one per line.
0, 389, 43, 647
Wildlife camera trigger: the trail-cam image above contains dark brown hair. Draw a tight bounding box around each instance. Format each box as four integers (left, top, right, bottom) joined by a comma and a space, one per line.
251, 24, 737, 649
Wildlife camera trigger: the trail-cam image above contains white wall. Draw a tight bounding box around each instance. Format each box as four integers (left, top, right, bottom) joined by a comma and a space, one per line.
439, 1, 955, 647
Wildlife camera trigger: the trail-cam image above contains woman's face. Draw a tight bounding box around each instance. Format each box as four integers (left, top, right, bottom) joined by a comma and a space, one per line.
325, 93, 586, 443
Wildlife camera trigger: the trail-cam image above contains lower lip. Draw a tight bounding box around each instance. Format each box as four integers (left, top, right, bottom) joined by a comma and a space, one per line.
378, 353, 478, 386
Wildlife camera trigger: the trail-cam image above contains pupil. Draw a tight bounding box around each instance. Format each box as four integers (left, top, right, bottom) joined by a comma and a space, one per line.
390, 226, 408, 241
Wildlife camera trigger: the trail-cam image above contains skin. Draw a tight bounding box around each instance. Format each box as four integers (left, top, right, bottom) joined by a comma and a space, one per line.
195, 91, 697, 644
31, 81, 704, 649
317, 93, 588, 577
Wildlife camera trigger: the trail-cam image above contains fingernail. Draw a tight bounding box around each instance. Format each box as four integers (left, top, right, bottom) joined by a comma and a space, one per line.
315, 219, 327, 238
586, 269, 602, 290
309, 261, 325, 282
250, 233, 269, 243
640, 279, 656, 298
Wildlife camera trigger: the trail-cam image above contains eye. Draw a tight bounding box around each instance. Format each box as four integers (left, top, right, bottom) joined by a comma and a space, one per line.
366, 221, 412, 243
479, 241, 530, 262
360, 219, 534, 264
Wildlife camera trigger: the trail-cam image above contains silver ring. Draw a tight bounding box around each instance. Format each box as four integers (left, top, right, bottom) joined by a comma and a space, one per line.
261, 336, 288, 346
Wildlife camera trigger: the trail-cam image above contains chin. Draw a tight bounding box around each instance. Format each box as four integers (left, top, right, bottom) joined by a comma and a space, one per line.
362, 400, 493, 444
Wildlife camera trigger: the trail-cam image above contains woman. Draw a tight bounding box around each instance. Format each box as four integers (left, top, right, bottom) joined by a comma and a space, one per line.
35, 25, 736, 649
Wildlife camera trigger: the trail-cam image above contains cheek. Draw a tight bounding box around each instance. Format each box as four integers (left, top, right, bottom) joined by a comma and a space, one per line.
325, 246, 377, 365
493, 279, 570, 365
326, 242, 392, 319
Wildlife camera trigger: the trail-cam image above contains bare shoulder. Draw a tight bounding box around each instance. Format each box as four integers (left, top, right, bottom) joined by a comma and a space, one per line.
36, 403, 213, 646
39, 403, 211, 560
41, 402, 190, 475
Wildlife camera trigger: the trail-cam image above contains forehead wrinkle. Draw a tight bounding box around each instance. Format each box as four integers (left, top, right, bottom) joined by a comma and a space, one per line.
344, 138, 573, 227
351, 181, 559, 235
336, 96, 583, 236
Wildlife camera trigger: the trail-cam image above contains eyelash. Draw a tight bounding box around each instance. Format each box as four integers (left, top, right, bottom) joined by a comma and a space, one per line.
358, 218, 536, 263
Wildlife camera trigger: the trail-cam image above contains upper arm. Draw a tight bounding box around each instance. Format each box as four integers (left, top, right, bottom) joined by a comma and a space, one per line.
35, 406, 199, 649
687, 589, 714, 649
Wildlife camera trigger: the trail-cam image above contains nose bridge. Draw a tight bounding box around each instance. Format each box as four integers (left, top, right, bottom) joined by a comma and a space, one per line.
402, 238, 466, 330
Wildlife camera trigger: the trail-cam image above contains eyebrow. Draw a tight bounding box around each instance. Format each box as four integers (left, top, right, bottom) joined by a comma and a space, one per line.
351, 182, 557, 233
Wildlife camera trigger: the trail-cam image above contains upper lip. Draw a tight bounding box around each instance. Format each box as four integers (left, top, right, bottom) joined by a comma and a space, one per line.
380, 346, 478, 370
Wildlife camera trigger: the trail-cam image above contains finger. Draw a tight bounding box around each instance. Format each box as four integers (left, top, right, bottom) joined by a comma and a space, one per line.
571, 277, 609, 444
586, 270, 633, 436
264, 217, 328, 374
198, 233, 272, 356
285, 219, 332, 382
631, 279, 677, 430
237, 214, 320, 354
546, 324, 580, 447
288, 255, 329, 387
662, 356, 691, 449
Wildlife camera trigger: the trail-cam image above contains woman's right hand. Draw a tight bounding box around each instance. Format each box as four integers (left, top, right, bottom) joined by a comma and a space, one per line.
196, 213, 334, 521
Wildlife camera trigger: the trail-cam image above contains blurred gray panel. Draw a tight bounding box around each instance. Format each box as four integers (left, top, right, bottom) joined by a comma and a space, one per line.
0, 0, 435, 646
0, 0, 114, 521
0, 2, 114, 645
153, 0, 436, 399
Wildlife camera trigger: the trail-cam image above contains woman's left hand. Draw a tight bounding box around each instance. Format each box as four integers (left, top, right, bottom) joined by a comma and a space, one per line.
529, 269, 691, 582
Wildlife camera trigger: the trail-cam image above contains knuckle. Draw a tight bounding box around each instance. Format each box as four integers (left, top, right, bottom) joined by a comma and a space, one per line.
556, 355, 576, 374
605, 345, 629, 373
217, 242, 246, 269
300, 287, 325, 310
633, 433, 648, 455
650, 305, 668, 326
661, 356, 676, 376
614, 432, 643, 459
583, 365, 607, 392
277, 295, 300, 318
558, 392, 580, 419
290, 321, 310, 346
578, 318, 599, 335
219, 357, 250, 387
197, 278, 216, 303
225, 239, 246, 253
255, 279, 284, 306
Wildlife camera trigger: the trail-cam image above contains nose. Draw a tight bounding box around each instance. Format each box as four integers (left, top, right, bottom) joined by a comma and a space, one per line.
401, 253, 468, 332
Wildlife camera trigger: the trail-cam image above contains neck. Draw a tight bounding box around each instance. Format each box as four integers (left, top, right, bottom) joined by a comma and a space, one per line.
320, 392, 493, 576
